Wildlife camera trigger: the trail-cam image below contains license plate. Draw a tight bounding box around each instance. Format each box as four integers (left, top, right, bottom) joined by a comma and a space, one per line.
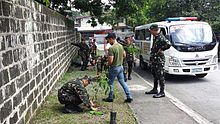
192, 68, 203, 73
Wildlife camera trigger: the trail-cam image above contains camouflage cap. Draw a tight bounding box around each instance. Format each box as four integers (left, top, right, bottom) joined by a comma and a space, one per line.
150, 24, 159, 30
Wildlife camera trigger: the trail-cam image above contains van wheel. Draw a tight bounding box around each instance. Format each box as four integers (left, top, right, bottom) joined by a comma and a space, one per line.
195, 73, 207, 78
139, 56, 146, 69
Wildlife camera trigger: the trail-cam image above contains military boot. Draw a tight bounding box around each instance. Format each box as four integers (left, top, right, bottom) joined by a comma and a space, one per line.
153, 83, 165, 98
145, 79, 158, 94
63, 104, 83, 114
145, 89, 158, 94
153, 91, 165, 98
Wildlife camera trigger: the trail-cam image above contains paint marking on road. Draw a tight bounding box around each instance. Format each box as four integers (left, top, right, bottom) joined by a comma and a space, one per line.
128, 85, 148, 91
133, 71, 213, 124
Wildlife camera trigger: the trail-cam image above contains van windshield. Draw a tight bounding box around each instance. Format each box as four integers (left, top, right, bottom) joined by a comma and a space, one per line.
170, 24, 216, 52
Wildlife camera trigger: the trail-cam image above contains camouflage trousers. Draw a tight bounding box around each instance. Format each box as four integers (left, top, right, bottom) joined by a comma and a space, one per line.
80, 55, 89, 71
151, 62, 165, 92
58, 89, 82, 106
127, 61, 134, 77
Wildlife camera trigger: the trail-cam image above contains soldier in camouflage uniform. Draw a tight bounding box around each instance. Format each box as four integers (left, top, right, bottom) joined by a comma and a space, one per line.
96, 55, 108, 75
58, 75, 97, 113
89, 39, 97, 66
71, 38, 90, 71
145, 24, 171, 98
124, 36, 136, 80
116, 37, 129, 82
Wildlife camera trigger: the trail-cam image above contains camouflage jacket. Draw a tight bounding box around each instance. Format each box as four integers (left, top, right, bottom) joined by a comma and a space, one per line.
96, 56, 108, 73
150, 33, 171, 63
58, 79, 91, 108
72, 42, 90, 58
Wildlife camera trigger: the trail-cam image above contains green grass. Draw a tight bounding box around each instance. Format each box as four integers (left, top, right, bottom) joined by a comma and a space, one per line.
31, 65, 137, 124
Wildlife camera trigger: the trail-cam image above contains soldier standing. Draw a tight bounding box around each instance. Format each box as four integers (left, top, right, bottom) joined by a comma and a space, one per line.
124, 36, 136, 80
145, 24, 171, 98
71, 38, 90, 71
58, 75, 97, 113
116, 37, 129, 82
89, 39, 97, 62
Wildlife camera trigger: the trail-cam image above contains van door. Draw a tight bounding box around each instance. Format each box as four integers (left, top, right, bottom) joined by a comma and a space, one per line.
142, 29, 152, 62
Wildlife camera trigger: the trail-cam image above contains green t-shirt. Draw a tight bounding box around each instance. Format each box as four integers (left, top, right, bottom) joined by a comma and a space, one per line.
108, 43, 124, 66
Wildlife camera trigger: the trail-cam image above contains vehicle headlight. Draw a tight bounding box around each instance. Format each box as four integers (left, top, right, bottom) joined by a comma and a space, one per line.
212, 55, 218, 64
169, 57, 181, 67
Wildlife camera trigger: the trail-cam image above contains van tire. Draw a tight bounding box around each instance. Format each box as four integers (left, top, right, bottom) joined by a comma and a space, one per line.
195, 73, 207, 78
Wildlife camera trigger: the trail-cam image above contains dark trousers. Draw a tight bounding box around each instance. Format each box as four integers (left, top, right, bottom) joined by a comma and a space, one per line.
127, 61, 133, 77
81, 56, 89, 71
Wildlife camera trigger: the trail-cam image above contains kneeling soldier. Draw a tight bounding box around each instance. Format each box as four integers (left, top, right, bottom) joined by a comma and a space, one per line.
58, 75, 97, 113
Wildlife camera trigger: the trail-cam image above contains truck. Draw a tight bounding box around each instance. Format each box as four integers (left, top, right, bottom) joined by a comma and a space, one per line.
135, 17, 218, 78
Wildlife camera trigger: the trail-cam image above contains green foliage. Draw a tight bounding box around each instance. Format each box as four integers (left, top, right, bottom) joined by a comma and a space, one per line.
35, 0, 51, 6
36, 0, 220, 32
43, 0, 50, 6
73, 0, 105, 17
92, 72, 110, 100
125, 45, 139, 54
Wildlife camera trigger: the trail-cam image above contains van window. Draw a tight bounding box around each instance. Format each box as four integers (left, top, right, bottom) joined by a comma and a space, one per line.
145, 29, 151, 40
161, 28, 166, 35
135, 29, 145, 40
135, 30, 139, 40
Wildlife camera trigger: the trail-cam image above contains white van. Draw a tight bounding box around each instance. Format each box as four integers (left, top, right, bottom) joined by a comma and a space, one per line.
135, 17, 218, 78
93, 34, 111, 56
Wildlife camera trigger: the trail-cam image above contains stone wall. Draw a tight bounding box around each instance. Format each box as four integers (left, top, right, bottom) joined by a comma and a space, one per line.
0, 0, 79, 123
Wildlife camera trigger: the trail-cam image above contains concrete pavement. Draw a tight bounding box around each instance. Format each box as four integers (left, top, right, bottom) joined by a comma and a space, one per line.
126, 72, 198, 124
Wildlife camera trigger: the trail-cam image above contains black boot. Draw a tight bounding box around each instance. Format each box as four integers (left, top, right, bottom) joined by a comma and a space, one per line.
153, 91, 165, 98
128, 76, 132, 80
145, 79, 158, 94
145, 89, 158, 94
124, 98, 133, 103
63, 104, 83, 114
153, 84, 165, 98
102, 97, 113, 102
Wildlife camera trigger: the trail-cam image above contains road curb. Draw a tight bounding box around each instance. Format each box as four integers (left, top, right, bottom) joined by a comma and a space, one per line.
127, 103, 140, 124
133, 71, 213, 124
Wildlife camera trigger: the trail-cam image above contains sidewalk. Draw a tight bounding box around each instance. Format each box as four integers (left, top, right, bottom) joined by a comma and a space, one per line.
126, 72, 197, 124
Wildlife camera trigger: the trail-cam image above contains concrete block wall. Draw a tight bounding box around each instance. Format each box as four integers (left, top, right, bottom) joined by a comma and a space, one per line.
0, 0, 79, 123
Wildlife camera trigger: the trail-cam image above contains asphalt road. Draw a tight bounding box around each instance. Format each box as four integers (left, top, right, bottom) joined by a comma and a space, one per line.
134, 62, 220, 124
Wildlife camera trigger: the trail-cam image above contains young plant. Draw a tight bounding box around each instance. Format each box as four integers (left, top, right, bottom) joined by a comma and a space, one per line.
125, 45, 139, 54
92, 71, 110, 100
